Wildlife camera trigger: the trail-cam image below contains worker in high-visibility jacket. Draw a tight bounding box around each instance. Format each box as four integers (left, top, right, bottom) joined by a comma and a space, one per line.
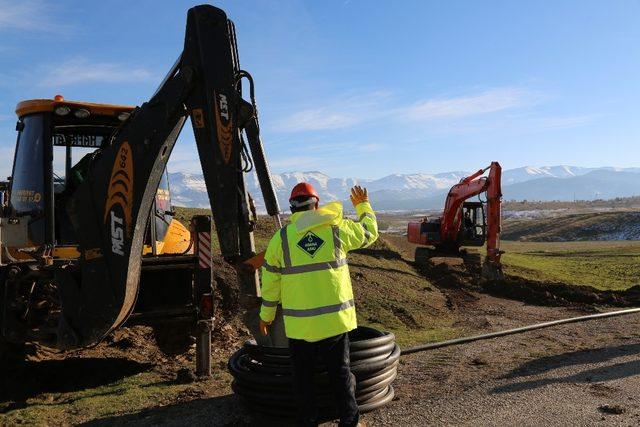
259, 182, 377, 427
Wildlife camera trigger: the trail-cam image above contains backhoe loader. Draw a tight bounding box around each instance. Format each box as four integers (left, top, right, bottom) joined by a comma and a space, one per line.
0, 5, 281, 374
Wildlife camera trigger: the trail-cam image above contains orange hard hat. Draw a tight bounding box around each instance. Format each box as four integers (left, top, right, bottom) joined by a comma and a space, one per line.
289, 182, 320, 202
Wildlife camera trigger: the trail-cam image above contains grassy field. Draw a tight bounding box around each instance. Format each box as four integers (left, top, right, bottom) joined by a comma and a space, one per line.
499, 240, 640, 291
4, 207, 640, 424
175, 206, 640, 292
174, 207, 462, 345
174, 207, 274, 252
346, 243, 460, 348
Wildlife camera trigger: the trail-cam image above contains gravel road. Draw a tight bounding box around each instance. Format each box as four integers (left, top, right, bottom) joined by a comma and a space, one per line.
366, 292, 640, 427
87, 291, 640, 427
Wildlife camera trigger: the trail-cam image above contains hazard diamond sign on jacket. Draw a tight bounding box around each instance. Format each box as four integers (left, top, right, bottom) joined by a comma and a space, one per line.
259, 183, 377, 427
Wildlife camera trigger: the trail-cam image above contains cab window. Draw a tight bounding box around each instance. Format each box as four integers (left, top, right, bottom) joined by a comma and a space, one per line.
10, 115, 45, 216
9, 115, 47, 244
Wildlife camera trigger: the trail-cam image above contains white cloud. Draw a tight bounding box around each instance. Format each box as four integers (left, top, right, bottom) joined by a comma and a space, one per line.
277, 109, 360, 132
38, 58, 156, 87
270, 91, 391, 132
167, 139, 203, 174
359, 143, 383, 152
399, 87, 540, 121
272, 87, 542, 133
0, 0, 71, 34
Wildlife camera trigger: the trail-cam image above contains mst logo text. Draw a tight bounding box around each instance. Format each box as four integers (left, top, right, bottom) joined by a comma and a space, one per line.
104, 142, 134, 256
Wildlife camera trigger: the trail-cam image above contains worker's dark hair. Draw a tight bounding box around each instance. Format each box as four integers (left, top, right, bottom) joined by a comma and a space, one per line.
290, 196, 317, 213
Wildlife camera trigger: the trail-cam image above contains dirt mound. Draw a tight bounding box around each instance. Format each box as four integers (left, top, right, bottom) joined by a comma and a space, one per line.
356, 236, 405, 260
415, 253, 640, 309
484, 278, 640, 308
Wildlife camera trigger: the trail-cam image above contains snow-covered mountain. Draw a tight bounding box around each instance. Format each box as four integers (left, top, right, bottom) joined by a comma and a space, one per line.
167, 172, 208, 208
502, 165, 640, 185
169, 166, 640, 211
502, 165, 595, 185
503, 169, 640, 201
169, 170, 466, 209
364, 172, 466, 192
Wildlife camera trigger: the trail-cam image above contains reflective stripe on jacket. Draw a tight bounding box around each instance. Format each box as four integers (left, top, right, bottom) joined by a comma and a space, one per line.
259, 201, 378, 342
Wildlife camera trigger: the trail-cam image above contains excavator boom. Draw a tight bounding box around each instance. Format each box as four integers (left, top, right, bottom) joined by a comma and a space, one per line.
55, 5, 279, 348
484, 162, 502, 268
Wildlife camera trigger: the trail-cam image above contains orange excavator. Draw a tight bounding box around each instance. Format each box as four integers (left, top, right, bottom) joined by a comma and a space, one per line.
407, 162, 503, 280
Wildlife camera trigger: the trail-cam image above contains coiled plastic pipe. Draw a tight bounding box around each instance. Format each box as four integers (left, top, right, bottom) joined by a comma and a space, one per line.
228, 326, 400, 418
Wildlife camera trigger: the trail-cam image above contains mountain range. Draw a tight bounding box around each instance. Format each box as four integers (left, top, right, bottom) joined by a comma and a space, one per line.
168, 166, 640, 212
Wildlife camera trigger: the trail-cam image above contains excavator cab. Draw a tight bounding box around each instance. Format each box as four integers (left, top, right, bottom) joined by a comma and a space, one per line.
459, 202, 486, 246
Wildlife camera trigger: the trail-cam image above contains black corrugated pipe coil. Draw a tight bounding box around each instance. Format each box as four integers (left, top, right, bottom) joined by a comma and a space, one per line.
228, 326, 400, 418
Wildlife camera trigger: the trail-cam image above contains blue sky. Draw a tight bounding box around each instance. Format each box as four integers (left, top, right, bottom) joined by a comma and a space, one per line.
0, 0, 638, 179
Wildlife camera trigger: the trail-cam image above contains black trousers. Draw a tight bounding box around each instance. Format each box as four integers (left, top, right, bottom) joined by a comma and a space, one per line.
289, 333, 359, 427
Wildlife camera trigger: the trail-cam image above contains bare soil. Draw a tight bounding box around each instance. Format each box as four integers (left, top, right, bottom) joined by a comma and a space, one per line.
3, 234, 640, 425
386, 234, 640, 308
420, 252, 640, 308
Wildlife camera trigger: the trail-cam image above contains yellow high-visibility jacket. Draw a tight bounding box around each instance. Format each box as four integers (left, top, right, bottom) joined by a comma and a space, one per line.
259, 201, 378, 342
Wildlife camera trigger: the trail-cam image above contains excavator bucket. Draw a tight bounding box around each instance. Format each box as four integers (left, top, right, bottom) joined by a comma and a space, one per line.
481, 260, 504, 281
58, 110, 189, 349
55, 5, 254, 349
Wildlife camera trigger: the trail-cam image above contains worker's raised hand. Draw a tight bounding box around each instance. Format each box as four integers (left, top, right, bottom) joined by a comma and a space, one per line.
259, 318, 271, 336
350, 186, 369, 207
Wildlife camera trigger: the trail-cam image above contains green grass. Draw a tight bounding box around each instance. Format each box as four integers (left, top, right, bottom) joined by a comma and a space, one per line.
2, 234, 459, 425
499, 240, 640, 291
346, 241, 463, 348
1, 355, 234, 426
2, 372, 178, 425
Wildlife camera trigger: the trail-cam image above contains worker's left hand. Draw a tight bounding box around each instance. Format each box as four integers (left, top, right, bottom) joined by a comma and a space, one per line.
350, 185, 369, 207
259, 318, 271, 336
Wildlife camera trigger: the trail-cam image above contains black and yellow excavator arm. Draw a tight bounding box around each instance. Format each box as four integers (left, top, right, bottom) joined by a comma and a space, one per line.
56, 5, 280, 349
